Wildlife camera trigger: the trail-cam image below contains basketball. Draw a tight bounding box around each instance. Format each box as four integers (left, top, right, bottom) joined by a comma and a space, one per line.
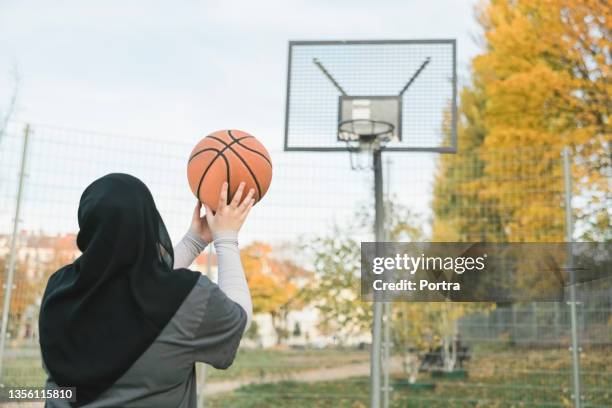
187, 129, 272, 212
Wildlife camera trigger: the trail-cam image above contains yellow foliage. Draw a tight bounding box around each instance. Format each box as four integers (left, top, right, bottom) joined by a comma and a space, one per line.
435, 0, 609, 243
240, 242, 312, 343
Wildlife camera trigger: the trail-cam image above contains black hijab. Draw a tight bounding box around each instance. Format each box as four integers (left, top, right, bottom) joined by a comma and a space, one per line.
39, 173, 200, 406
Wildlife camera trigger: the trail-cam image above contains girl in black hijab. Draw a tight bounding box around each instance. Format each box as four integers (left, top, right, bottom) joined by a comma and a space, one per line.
39, 173, 254, 407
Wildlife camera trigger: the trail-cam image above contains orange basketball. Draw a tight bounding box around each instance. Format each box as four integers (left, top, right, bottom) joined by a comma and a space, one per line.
187, 130, 272, 212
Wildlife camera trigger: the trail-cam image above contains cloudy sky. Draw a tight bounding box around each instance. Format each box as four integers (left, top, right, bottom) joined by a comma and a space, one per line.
1, 0, 481, 147
0, 0, 482, 245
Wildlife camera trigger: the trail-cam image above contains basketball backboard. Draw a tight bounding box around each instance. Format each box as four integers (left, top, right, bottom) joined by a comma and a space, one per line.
283, 40, 457, 152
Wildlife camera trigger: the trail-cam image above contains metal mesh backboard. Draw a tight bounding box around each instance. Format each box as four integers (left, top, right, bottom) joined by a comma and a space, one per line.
284, 40, 457, 152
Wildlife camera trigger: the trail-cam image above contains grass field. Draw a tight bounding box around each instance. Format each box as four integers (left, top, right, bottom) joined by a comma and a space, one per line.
2, 349, 45, 387
4, 346, 610, 407
1, 347, 370, 386
208, 346, 612, 407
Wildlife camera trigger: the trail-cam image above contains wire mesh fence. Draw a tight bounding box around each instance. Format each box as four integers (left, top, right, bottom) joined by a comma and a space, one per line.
386, 144, 611, 408
0, 122, 610, 407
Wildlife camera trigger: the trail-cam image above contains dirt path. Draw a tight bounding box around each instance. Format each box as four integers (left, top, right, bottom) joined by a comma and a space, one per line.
203, 357, 402, 396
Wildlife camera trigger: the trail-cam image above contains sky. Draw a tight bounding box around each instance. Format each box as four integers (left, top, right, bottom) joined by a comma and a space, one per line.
0, 0, 481, 146
0, 0, 483, 246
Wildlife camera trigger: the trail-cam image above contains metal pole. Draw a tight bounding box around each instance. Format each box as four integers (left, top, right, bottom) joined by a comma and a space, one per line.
382, 157, 391, 408
382, 302, 391, 408
0, 124, 30, 383
563, 147, 581, 408
370, 148, 384, 408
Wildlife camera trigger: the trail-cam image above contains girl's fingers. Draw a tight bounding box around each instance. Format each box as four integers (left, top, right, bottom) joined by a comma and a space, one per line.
192, 201, 202, 222
240, 199, 255, 221
218, 182, 228, 209
239, 189, 255, 212
230, 182, 245, 208
204, 204, 214, 226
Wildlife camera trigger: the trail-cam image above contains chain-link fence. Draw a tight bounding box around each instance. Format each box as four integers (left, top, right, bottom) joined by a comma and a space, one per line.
385, 145, 611, 408
0, 122, 610, 407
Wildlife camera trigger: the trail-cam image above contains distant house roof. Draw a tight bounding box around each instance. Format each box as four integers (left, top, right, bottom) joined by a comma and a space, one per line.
7, 231, 80, 252
193, 252, 218, 268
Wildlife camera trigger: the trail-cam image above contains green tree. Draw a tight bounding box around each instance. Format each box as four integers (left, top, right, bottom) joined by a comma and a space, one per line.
305, 200, 426, 342
304, 229, 370, 342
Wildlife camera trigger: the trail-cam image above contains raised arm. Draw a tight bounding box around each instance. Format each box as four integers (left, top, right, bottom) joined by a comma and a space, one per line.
204, 182, 254, 329
173, 202, 212, 269
213, 231, 252, 330
173, 230, 208, 269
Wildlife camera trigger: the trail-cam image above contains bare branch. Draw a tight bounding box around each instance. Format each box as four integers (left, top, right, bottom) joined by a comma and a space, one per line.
0, 62, 20, 144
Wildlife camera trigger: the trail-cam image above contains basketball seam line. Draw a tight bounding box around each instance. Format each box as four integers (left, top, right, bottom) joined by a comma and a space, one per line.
208, 134, 263, 200
195, 147, 231, 206
188, 147, 222, 164
193, 135, 252, 163
227, 130, 272, 167
187, 136, 253, 200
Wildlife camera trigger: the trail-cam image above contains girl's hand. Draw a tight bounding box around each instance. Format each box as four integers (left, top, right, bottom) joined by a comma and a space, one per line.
204, 182, 255, 234
189, 201, 213, 244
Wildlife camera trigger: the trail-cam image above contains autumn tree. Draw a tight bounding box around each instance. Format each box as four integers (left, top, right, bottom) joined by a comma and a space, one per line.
241, 242, 310, 345
0, 233, 78, 344
428, 68, 505, 381
432, 76, 508, 242
0, 256, 37, 339
474, 0, 610, 241
435, 1, 610, 244
427, 1, 610, 378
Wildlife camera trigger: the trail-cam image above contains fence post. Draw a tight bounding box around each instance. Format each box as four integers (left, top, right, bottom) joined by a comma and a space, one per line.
532, 303, 539, 342
0, 124, 30, 384
563, 146, 582, 408
198, 244, 214, 408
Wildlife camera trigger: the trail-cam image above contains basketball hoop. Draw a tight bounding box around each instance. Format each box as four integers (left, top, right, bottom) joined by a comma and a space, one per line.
339, 119, 395, 143
339, 119, 394, 170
